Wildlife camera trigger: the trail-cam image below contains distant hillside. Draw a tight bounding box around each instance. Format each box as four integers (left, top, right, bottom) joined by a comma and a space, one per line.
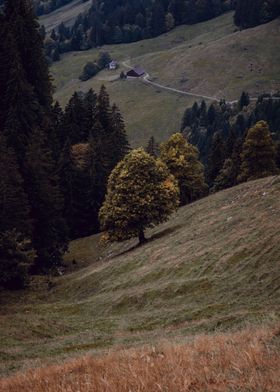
39, 0, 91, 33
52, 13, 280, 147
1, 175, 280, 375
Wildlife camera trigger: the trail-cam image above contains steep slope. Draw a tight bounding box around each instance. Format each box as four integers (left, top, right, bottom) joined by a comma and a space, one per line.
39, 0, 91, 33
51, 12, 280, 146
1, 176, 280, 376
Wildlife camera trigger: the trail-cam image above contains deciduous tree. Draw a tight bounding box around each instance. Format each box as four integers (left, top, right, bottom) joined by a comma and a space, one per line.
160, 133, 207, 205
99, 149, 179, 243
238, 121, 278, 182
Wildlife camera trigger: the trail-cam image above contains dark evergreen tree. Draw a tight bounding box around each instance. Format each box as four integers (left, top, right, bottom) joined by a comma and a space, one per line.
25, 129, 68, 272
146, 136, 160, 157
0, 230, 35, 290
4, 0, 53, 108
207, 132, 226, 186
239, 91, 250, 110
0, 136, 32, 236
60, 92, 88, 144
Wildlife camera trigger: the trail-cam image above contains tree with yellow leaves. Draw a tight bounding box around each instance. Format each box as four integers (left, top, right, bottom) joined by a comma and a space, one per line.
99, 149, 179, 244
238, 121, 278, 182
160, 133, 208, 205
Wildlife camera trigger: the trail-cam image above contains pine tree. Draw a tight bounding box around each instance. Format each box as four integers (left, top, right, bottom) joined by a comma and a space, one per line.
4, 0, 53, 109
238, 120, 278, 182
0, 230, 36, 290
109, 104, 130, 167
60, 92, 88, 144
0, 136, 32, 236
238, 91, 250, 110
99, 149, 179, 244
207, 132, 226, 186
25, 129, 68, 272
1, 14, 41, 157
146, 136, 160, 157
160, 133, 208, 205
0, 14, 10, 130
212, 158, 239, 192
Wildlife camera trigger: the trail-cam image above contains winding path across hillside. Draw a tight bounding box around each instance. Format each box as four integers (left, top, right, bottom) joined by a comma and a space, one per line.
122, 60, 280, 106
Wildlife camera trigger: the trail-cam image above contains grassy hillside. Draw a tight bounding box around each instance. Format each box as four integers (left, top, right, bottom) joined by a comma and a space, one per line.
39, 0, 91, 33
1, 176, 280, 376
51, 12, 280, 146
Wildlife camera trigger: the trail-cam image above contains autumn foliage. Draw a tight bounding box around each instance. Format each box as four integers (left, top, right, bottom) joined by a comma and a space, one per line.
99, 148, 179, 243
1, 326, 279, 392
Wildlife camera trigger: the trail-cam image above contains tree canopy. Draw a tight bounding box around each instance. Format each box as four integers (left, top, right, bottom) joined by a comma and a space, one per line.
99, 149, 179, 244
160, 133, 208, 205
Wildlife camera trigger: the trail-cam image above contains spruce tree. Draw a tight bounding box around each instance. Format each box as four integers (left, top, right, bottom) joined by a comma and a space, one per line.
0, 230, 35, 290
60, 92, 88, 144
146, 136, 160, 157
212, 158, 239, 193
25, 129, 68, 271
4, 0, 53, 109
109, 103, 130, 167
238, 121, 278, 182
0, 136, 32, 236
207, 132, 226, 186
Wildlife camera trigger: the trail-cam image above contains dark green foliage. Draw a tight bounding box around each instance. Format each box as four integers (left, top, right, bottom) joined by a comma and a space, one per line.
50, 0, 234, 55
239, 91, 250, 110
0, 136, 32, 236
146, 136, 160, 157
79, 62, 100, 81
212, 158, 239, 192
0, 230, 35, 290
5, 0, 53, 108
58, 86, 130, 239
25, 129, 68, 272
234, 0, 280, 29
206, 132, 226, 186
181, 92, 280, 190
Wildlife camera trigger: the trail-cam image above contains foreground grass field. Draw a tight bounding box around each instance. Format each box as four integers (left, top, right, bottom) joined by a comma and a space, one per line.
1, 326, 279, 391
51, 13, 280, 146
1, 176, 280, 377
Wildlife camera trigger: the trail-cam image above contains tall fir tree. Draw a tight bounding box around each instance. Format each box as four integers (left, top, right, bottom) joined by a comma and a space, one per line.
207, 132, 226, 186
4, 0, 53, 109
25, 129, 68, 271
0, 136, 32, 236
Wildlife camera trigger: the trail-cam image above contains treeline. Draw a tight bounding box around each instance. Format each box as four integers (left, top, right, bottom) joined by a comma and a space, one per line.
44, 0, 234, 59
180, 92, 280, 189
0, 0, 129, 289
34, 0, 77, 16
234, 0, 280, 28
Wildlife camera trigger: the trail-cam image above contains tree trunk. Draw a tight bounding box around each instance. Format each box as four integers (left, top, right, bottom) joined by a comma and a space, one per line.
138, 228, 146, 244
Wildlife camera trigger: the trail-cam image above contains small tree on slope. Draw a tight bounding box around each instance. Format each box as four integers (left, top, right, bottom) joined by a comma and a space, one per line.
160, 133, 208, 205
238, 120, 278, 182
99, 149, 179, 244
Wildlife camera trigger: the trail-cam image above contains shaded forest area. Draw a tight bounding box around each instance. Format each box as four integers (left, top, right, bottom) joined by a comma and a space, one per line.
0, 0, 129, 288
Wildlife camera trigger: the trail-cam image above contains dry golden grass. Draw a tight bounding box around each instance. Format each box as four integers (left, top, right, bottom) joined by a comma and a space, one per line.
1, 325, 279, 392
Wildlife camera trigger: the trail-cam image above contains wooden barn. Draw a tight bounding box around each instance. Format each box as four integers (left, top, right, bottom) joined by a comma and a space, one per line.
126, 66, 145, 78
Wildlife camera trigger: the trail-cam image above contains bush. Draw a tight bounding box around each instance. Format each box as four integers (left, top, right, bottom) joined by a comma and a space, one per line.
79, 62, 100, 81
0, 230, 36, 290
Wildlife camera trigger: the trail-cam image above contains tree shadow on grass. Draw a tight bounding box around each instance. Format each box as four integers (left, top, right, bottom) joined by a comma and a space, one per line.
112, 224, 183, 259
